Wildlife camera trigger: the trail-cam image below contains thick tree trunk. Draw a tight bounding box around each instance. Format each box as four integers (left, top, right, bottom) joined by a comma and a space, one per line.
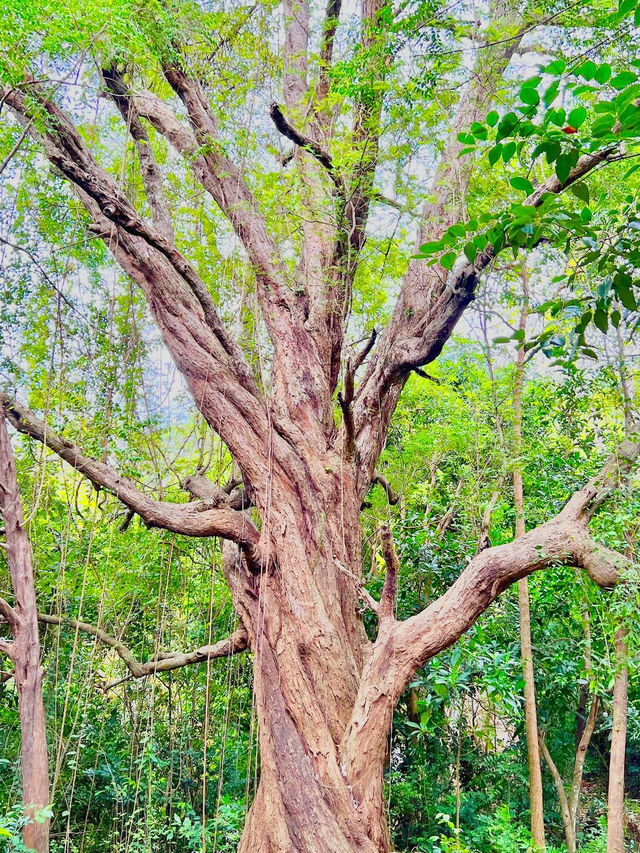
226, 463, 390, 852
606, 626, 628, 853
0, 412, 50, 853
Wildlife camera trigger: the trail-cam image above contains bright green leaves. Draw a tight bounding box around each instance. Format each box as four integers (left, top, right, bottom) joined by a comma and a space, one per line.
611, 71, 638, 89
555, 149, 579, 183
509, 176, 534, 194
567, 106, 587, 129
496, 112, 520, 141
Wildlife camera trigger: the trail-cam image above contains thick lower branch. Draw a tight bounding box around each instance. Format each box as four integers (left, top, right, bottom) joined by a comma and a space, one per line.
341, 432, 638, 803
1, 395, 261, 551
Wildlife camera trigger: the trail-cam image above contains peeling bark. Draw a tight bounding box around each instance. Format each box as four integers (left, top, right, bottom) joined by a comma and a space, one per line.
0, 412, 50, 853
1, 5, 637, 848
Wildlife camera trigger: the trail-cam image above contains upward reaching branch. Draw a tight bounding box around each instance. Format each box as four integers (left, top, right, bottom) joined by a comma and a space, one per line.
102, 65, 174, 243
340, 425, 640, 809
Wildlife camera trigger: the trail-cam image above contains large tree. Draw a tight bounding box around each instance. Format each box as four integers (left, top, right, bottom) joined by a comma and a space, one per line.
1, 0, 639, 849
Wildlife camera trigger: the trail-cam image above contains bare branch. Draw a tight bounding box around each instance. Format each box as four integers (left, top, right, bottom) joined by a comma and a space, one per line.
378, 525, 398, 620
38, 612, 248, 681
102, 65, 174, 242
183, 474, 252, 511
337, 359, 356, 459
352, 328, 377, 374
0, 596, 19, 630
477, 486, 502, 551
270, 102, 343, 192
340, 429, 639, 799
1, 394, 261, 552
316, 0, 343, 113
371, 473, 398, 506
539, 733, 573, 838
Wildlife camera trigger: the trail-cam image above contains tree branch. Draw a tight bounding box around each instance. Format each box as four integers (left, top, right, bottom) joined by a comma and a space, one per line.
102, 65, 174, 242
352, 145, 624, 495
1, 394, 261, 553
270, 102, 344, 193
539, 733, 574, 838
378, 525, 398, 620
37, 612, 248, 681
0, 596, 19, 630
371, 473, 399, 505
340, 428, 639, 801
2, 78, 273, 474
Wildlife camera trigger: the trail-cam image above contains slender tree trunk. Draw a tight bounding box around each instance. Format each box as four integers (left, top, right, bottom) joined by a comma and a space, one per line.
540, 613, 600, 853
518, 578, 545, 848
512, 269, 546, 850
0, 412, 50, 853
606, 626, 628, 853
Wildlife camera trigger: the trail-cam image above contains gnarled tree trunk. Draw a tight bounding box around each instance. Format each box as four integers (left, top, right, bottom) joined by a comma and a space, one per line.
1, 1, 637, 850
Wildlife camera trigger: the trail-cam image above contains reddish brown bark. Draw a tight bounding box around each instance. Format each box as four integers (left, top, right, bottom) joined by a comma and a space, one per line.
0, 412, 50, 853
0, 3, 635, 849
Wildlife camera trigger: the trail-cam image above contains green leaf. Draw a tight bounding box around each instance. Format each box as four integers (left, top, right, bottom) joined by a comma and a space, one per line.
555, 153, 574, 183
569, 182, 590, 204
611, 71, 638, 89
463, 242, 477, 264
616, 284, 637, 311
512, 329, 525, 341
543, 80, 560, 106
497, 112, 518, 141
567, 106, 587, 128
440, 251, 457, 270
486, 110, 499, 127
578, 60, 598, 80
418, 240, 444, 255
594, 63, 612, 84
548, 108, 566, 127
592, 113, 616, 137
545, 141, 561, 164
488, 144, 503, 166
520, 87, 540, 106
545, 59, 566, 74
470, 122, 488, 140
509, 176, 534, 194
501, 141, 516, 162
593, 308, 608, 333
